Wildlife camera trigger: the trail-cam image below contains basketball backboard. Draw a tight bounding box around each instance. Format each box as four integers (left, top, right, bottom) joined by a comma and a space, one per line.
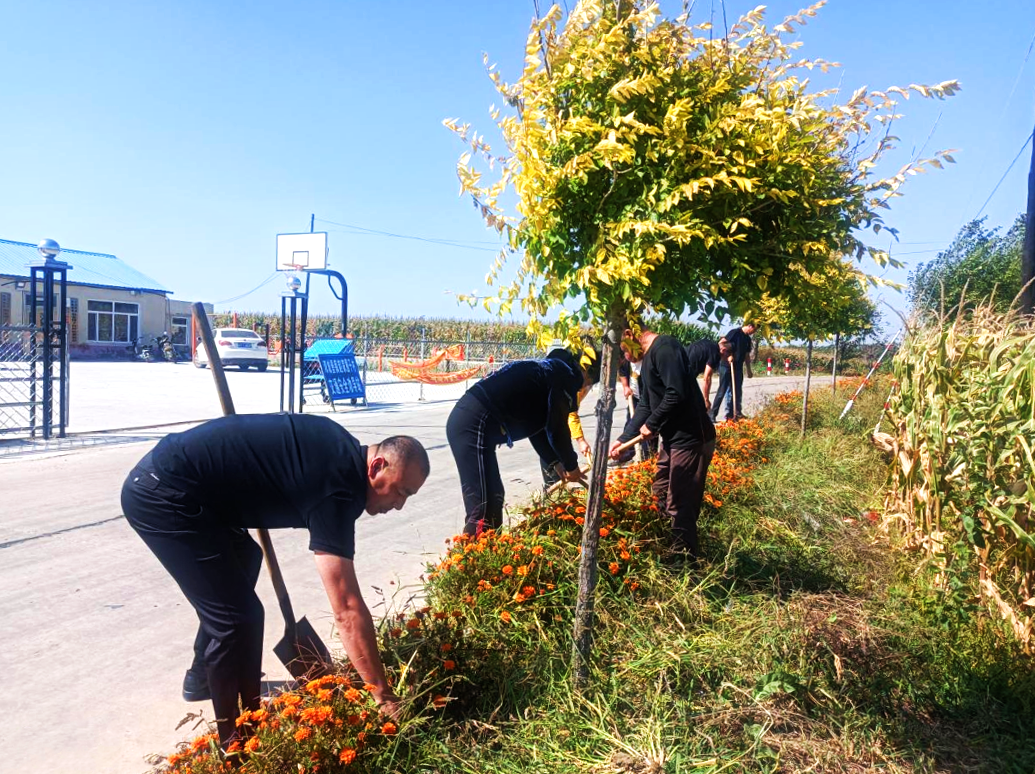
276, 232, 328, 271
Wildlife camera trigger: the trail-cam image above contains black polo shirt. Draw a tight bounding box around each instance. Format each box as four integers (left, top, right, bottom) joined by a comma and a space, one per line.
685, 339, 721, 377
724, 327, 753, 366
149, 414, 367, 559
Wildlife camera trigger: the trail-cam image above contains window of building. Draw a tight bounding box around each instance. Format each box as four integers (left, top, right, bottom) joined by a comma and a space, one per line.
68, 298, 79, 343
87, 300, 139, 343
23, 292, 60, 326
170, 315, 188, 345
1, 292, 10, 326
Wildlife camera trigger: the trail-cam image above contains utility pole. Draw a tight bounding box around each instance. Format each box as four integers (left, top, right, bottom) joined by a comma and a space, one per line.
1023, 125, 1035, 315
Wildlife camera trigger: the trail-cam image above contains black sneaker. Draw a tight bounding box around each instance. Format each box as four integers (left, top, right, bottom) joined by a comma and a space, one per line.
182, 667, 211, 702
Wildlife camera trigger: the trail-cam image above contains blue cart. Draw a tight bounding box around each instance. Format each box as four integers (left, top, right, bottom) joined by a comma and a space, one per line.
302, 339, 366, 409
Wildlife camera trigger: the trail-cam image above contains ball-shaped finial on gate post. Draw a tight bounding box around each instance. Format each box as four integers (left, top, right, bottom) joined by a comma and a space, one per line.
37, 238, 61, 262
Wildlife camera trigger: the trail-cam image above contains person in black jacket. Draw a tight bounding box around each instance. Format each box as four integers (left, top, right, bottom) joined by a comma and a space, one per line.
121, 415, 429, 746
609, 326, 716, 557
686, 337, 733, 413
447, 348, 600, 536
710, 322, 756, 422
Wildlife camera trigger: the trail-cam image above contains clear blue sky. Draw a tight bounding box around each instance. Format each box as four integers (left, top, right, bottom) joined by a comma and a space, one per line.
1, 1, 1033, 328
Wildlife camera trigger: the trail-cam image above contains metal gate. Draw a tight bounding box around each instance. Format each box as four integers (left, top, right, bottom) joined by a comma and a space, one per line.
0, 324, 44, 436
0, 251, 71, 439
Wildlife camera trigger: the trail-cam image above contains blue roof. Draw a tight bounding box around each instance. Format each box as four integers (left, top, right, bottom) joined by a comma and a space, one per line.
0, 239, 169, 294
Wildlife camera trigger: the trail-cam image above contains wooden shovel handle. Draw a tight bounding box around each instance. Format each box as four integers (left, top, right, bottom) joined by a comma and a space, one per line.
191, 302, 296, 630
544, 435, 646, 496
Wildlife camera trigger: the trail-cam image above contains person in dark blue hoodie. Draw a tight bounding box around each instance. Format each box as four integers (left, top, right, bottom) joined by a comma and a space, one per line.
447, 348, 600, 535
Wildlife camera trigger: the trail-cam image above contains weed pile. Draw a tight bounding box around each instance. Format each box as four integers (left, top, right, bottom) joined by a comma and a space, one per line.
155, 381, 1035, 773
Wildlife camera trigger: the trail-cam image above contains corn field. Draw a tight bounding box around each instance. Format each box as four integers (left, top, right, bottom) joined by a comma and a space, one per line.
879, 305, 1035, 649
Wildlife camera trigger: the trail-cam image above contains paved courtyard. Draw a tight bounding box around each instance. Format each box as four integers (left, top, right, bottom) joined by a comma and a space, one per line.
0, 361, 806, 773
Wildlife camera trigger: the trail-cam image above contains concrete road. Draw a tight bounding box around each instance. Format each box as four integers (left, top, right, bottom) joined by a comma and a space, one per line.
0, 363, 803, 774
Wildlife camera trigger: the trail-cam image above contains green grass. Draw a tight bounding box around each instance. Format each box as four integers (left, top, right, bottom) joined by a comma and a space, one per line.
391, 383, 1035, 773
162, 379, 1035, 773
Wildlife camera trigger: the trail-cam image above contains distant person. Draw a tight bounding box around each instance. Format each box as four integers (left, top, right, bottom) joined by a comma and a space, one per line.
609, 325, 715, 558
447, 348, 600, 535
615, 354, 654, 463
685, 337, 733, 413
121, 414, 429, 747
710, 322, 756, 422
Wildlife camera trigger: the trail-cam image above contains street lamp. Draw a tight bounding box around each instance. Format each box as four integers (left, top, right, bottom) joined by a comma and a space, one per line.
37, 238, 61, 262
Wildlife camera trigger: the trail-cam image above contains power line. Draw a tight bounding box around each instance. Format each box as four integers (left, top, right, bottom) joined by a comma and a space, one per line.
973, 130, 1034, 221
213, 272, 280, 305
313, 217, 503, 253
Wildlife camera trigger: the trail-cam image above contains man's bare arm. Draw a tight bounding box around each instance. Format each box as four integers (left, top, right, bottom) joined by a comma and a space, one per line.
313, 551, 399, 716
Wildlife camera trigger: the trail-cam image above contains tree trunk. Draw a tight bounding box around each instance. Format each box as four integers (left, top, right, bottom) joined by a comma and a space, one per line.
572, 314, 622, 689
831, 332, 839, 394
801, 338, 813, 438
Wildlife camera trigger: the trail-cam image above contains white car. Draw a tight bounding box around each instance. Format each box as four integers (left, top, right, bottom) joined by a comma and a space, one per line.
194, 328, 270, 372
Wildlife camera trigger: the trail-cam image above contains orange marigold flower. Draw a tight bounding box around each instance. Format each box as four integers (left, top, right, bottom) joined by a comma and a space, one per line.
363, 683, 378, 693
317, 689, 333, 702
502, 565, 514, 575
346, 713, 361, 726
517, 565, 529, 576
344, 687, 363, 703
281, 705, 299, 719
244, 737, 261, 753
609, 562, 619, 575
500, 610, 512, 623
513, 592, 527, 603
301, 705, 334, 725
547, 529, 556, 536
339, 748, 357, 764
406, 617, 421, 629
531, 545, 544, 556
167, 753, 183, 765
441, 643, 453, 652
522, 585, 536, 596
434, 611, 448, 620
575, 516, 585, 526
226, 740, 242, 753
381, 721, 398, 735
599, 527, 610, 537
620, 550, 631, 561
295, 726, 313, 742
443, 659, 456, 670
432, 695, 448, 709
390, 627, 403, 638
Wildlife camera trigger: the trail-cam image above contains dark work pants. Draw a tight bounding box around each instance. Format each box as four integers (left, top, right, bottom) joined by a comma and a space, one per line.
710, 363, 744, 421
121, 460, 264, 744
447, 392, 507, 536
652, 439, 716, 556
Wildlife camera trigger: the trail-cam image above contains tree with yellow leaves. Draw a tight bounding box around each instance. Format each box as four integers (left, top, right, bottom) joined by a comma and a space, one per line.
447, 0, 957, 686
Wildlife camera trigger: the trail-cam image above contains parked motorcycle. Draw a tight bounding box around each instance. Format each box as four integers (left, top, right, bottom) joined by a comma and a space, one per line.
135, 337, 157, 363
157, 332, 178, 363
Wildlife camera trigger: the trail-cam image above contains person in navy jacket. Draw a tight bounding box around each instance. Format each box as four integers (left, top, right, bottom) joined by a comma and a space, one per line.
447, 348, 599, 535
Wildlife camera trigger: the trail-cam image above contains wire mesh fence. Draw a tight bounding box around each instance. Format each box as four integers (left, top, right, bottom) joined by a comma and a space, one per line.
348, 337, 538, 405
0, 326, 40, 434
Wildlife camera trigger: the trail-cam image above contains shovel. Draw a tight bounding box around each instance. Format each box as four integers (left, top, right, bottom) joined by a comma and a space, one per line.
545, 435, 645, 496
192, 303, 332, 681
729, 360, 739, 421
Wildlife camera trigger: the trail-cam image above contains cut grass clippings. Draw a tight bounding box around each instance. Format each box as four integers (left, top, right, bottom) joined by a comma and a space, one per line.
154, 378, 1035, 773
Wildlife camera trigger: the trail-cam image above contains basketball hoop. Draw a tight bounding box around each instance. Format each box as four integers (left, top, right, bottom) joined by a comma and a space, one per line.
276, 232, 328, 272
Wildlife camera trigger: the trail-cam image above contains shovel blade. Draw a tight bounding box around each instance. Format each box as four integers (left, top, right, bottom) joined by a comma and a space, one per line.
273, 616, 333, 681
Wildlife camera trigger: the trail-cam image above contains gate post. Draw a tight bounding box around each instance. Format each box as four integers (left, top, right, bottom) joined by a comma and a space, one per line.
29, 239, 70, 439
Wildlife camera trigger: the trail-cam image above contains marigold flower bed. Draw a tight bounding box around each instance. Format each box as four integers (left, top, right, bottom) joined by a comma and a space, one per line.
161, 417, 773, 773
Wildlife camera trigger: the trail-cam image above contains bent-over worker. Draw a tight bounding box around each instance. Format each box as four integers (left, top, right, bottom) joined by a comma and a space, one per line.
121, 414, 429, 746
610, 326, 716, 557
685, 337, 733, 413
447, 347, 600, 535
